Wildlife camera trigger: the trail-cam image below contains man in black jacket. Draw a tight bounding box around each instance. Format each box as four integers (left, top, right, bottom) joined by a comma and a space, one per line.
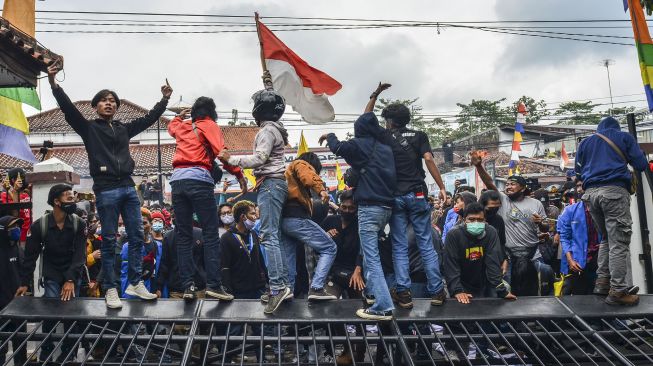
47, 63, 171, 309
443, 203, 515, 304
0, 216, 26, 364
157, 226, 207, 298
16, 184, 87, 362
319, 112, 397, 321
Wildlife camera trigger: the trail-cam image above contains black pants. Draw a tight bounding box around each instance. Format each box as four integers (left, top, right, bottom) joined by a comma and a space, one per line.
562, 261, 598, 296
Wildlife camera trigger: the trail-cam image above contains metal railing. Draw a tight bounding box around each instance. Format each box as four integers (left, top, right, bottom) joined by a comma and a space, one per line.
0, 296, 652, 365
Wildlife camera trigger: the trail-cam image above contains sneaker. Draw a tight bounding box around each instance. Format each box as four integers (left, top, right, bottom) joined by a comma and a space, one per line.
264, 287, 291, 314
260, 292, 294, 303
183, 285, 197, 301
355, 308, 392, 321
362, 292, 375, 305
308, 288, 337, 301
605, 290, 640, 306
593, 277, 610, 296
125, 281, 157, 300
391, 289, 413, 309
105, 288, 123, 309
431, 289, 446, 306
205, 286, 234, 301
628, 285, 640, 295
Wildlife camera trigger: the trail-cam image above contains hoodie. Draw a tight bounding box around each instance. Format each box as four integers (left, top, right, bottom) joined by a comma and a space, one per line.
325, 112, 396, 206
576, 116, 648, 190
228, 120, 288, 181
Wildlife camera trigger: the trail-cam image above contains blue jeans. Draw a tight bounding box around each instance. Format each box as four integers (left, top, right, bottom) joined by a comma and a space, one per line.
171, 179, 222, 290
41, 279, 80, 361
390, 192, 443, 295
358, 205, 394, 313
257, 178, 289, 291
96, 186, 144, 289
282, 217, 337, 291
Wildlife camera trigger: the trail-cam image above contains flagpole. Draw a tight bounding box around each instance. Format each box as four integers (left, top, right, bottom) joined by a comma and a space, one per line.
255, 12, 274, 90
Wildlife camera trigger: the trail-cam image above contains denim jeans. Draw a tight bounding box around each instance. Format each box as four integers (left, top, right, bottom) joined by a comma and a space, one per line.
257, 178, 289, 291
358, 205, 394, 313
282, 217, 337, 291
96, 186, 144, 289
171, 179, 222, 290
390, 192, 444, 295
41, 279, 80, 361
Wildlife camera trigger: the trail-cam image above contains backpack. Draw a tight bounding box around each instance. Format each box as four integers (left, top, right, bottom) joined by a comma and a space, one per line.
37, 213, 84, 288
344, 141, 377, 188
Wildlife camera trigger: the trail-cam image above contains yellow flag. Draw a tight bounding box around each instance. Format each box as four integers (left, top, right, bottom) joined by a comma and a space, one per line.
297, 130, 309, 157
2, 0, 36, 37
243, 169, 257, 187
335, 161, 345, 190
0, 96, 29, 134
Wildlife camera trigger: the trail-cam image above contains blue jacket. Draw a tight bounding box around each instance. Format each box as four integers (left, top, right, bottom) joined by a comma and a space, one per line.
576, 116, 648, 190
557, 202, 602, 275
120, 239, 163, 298
326, 112, 396, 206
441, 208, 459, 244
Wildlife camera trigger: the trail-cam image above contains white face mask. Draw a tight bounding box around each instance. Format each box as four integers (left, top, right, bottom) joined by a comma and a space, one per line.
118, 226, 127, 237
221, 214, 235, 225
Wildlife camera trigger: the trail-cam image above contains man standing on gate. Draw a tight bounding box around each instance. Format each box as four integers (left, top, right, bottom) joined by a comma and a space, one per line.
46, 63, 170, 309
360, 83, 447, 309
576, 116, 647, 305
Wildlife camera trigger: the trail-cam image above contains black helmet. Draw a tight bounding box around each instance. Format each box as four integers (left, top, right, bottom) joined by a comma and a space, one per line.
251, 89, 285, 122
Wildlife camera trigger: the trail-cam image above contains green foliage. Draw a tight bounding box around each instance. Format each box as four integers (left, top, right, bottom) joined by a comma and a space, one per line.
554, 101, 601, 125
375, 98, 454, 147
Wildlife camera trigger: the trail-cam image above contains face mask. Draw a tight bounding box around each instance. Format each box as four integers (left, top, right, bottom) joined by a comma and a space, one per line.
340, 211, 356, 222
96, 226, 102, 235
221, 214, 235, 225
466, 222, 486, 236
152, 222, 164, 233
118, 226, 127, 237
60, 202, 77, 215
244, 218, 256, 231
485, 207, 500, 218
8, 227, 20, 241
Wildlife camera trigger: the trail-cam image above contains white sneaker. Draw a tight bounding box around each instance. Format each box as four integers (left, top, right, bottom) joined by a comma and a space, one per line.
125, 281, 157, 300
105, 288, 123, 309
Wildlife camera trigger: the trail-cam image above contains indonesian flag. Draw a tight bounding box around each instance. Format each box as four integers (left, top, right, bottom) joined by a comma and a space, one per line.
560, 141, 570, 171
257, 20, 342, 123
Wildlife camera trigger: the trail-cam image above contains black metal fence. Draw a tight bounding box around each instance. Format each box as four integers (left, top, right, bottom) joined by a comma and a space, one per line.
0, 296, 652, 365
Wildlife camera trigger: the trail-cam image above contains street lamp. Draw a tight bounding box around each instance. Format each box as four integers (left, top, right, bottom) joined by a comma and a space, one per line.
600, 59, 615, 115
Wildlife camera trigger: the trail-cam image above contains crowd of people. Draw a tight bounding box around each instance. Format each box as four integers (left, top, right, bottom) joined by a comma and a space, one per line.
0, 65, 649, 363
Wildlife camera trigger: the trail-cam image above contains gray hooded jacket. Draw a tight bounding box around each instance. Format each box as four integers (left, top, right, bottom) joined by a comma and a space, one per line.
228, 120, 287, 180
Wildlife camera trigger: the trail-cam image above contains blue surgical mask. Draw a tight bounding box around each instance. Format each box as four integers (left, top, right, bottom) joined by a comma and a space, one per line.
8, 227, 20, 241
465, 222, 486, 236
244, 219, 256, 231
152, 222, 164, 233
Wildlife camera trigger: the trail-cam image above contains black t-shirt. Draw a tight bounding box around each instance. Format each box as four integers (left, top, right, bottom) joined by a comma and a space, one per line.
375, 127, 429, 195
486, 214, 507, 260
321, 215, 361, 271
396, 127, 431, 179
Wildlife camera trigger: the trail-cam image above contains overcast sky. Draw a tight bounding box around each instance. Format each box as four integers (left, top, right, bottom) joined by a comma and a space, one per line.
7, 0, 649, 145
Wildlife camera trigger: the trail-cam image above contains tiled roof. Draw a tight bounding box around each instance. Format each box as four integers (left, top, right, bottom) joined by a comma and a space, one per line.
0, 16, 60, 71
28, 99, 173, 132
0, 144, 178, 177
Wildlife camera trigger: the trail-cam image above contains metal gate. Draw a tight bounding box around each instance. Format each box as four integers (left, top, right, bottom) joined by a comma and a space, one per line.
0, 296, 652, 365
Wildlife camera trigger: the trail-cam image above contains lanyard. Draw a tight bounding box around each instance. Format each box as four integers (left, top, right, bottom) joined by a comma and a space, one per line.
232, 232, 254, 256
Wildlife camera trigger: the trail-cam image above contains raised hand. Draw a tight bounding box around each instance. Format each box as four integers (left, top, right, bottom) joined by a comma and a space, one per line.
161, 79, 173, 99
470, 150, 483, 167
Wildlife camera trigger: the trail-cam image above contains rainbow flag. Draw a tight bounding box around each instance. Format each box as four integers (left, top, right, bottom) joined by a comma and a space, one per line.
626, 0, 653, 111
508, 102, 527, 175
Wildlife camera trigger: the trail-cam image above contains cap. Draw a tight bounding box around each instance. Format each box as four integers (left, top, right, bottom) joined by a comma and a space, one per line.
507, 175, 527, 186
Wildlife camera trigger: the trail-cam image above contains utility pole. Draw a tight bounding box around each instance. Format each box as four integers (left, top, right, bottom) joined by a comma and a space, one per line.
601, 59, 615, 115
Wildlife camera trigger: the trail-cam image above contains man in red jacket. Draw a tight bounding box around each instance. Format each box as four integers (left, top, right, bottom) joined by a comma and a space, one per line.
168, 96, 247, 301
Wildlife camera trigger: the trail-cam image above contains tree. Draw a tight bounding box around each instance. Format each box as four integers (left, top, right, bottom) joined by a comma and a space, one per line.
643, 0, 653, 15
554, 101, 601, 125
508, 96, 549, 124
455, 98, 514, 137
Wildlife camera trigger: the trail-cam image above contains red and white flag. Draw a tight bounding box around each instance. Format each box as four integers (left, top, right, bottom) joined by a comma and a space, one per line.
560, 142, 570, 171
257, 20, 342, 123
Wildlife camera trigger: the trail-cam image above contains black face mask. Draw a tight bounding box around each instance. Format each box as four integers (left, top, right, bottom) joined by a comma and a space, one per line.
507, 191, 524, 201
485, 207, 500, 218
341, 211, 356, 222
60, 202, 77, 215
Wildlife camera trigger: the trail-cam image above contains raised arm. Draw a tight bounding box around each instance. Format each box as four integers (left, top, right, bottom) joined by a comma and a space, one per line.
364, 82, 392, 113
48, 62, 90, 136
470, 150, 498, 191
319, 133, 361, 163
126, 82, 172, 138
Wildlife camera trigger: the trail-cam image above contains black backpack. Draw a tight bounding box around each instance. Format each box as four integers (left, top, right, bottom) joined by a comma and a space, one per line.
344, 141, 377, 188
